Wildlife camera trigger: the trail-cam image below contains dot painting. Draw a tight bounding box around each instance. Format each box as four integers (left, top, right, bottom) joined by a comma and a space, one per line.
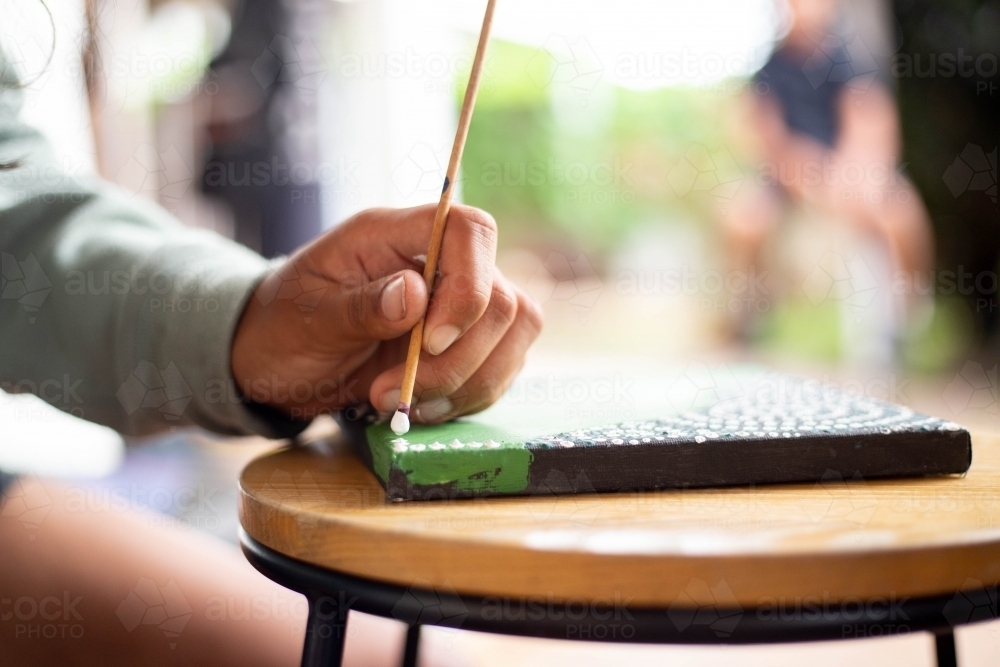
338, 374, 972, 502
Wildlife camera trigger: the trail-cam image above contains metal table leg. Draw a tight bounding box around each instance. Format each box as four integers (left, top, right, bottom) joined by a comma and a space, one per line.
401, 624, 421, 667
934, 631, 958, 667
301, 594, 349, 667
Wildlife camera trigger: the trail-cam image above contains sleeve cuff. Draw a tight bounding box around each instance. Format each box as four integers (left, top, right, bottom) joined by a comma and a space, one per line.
117, 236, 310, 439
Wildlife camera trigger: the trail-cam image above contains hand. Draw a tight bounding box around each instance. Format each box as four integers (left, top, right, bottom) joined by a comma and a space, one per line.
231, 204, 543, 424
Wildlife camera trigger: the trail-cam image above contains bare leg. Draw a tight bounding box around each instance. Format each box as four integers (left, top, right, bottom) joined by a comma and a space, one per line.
0, 477, 411, 667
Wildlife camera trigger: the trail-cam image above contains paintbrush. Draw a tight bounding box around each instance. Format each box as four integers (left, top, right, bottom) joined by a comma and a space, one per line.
391, 0, 498, 435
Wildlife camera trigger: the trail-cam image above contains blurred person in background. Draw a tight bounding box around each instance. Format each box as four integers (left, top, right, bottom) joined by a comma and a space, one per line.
719, 0, 935, 359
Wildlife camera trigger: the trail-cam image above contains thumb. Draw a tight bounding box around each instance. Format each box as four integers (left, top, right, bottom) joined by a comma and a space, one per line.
336, 269, 427, 340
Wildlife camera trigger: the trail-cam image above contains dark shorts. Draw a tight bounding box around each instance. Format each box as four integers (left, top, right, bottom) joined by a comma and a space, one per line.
0, 469, 15, 500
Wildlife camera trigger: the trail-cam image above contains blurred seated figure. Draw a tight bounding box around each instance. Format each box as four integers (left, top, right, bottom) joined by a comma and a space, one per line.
720, 0, 934, 362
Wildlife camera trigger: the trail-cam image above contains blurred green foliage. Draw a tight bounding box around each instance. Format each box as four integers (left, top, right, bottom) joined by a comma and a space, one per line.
460, 39, 739, 252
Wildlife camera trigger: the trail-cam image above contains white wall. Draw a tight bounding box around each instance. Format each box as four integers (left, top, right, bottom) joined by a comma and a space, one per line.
320, 0, 460, 226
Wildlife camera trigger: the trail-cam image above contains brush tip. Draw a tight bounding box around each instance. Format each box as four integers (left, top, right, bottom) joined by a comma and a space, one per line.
390, 409, 410, 435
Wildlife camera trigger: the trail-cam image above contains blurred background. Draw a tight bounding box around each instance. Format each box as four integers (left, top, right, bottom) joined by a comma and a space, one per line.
5, 0, 996, 371
1, 0, 998, 663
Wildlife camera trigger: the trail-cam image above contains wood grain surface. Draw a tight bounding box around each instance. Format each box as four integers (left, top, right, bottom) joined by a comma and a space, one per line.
239, 430, 1000, 607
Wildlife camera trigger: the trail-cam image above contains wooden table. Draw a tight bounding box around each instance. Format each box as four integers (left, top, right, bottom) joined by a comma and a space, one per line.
239, 429, 1000, 667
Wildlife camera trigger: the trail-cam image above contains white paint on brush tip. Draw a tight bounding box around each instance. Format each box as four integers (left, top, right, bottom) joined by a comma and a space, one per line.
391, 410, 410, 435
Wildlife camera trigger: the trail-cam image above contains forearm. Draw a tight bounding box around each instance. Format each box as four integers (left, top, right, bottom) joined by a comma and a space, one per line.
0, 61, 306, 438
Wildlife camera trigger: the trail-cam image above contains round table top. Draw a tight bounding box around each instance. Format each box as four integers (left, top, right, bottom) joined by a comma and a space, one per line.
239, 430, 1000, 607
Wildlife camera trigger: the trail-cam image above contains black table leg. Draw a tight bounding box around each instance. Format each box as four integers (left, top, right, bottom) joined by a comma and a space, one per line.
935, 631, 958, 667
302, 594, 349, 667
401, 624, 421, 667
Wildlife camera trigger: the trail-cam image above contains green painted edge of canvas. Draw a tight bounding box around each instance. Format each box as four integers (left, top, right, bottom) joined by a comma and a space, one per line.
365, 422, 533, 494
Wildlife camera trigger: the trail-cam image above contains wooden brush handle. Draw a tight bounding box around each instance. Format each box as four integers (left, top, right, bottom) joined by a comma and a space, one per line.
398, 0, 498, 410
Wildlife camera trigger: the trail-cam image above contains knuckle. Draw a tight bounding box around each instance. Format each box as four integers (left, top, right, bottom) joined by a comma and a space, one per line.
457, 281, 492, 319
448, 385, 473, 411
432, 364, 468, 395
480, 374, 509, 406
457, 206, 498, 236
489, 279, 518, 324
454, 209, 499, 255
517, 291, 544, 335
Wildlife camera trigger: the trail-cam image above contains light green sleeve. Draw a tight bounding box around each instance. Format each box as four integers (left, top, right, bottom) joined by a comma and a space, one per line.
0, 55, 307, 438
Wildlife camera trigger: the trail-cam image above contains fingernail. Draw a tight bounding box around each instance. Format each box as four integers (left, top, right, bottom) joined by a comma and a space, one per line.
381, 275, 406, 321
379, 389, 401, 413
425, 325, 460, 355
414, 397, 453, 422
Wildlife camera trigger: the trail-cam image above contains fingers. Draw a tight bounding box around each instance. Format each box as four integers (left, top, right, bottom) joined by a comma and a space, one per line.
422, 287, 544, 422
325, 268, 429, 342
367, 270, 514, 411
419, 204, 499, 355
323, 203, 500, 356
369, 275, 543, 421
